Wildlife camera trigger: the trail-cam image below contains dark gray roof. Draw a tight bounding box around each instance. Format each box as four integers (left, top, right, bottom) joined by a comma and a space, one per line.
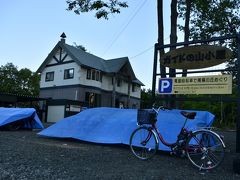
64, 43, 106, 71
37, 41, 144, 85
104, 57, 128, 73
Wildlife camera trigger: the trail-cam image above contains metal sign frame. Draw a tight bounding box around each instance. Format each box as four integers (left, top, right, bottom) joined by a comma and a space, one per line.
152, 34, 240, 152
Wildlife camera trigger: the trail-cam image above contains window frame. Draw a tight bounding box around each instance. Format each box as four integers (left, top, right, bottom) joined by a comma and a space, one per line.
45, 71, 54, 82
132, 83, 136, 92
86, 69, 91, 79
64, 68, 74, 79
117, 79, 122, 87
91, 70, 96, 80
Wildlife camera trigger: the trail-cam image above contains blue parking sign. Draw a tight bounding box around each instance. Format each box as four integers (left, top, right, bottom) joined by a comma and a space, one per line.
159, 79, 173, 93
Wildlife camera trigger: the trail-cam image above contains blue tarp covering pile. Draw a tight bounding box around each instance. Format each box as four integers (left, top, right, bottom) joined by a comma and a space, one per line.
0, 108, 44, 129
38, 107, 214, 151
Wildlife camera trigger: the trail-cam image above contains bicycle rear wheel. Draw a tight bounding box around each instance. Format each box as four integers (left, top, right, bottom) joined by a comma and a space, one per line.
129, 126, 158, 160
186, 130, 225, 170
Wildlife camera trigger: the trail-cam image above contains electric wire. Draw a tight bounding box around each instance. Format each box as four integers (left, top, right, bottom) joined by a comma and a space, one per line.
102, 0, 148, 56
129, 30, 184, 60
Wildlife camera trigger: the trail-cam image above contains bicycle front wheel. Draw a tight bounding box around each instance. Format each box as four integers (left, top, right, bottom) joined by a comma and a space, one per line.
186, 130, 225, 170
129, 126, 158, 160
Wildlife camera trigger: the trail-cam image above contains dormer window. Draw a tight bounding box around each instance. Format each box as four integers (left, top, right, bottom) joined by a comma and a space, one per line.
45, 71, 54, 81
64, 68, 74, 79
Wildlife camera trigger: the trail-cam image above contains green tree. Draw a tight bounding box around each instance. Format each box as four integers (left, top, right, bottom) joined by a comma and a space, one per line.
177, 0, 240, 127
73, 42, 87, 51
0, 63, 19, 93
0, 63, 40, 96
66, 0, 128, 19
178, 0, 240, 77
140, 88, 152, 109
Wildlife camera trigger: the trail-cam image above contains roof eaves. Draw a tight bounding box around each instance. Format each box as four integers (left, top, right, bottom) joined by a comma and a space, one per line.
133, 79, 145, 86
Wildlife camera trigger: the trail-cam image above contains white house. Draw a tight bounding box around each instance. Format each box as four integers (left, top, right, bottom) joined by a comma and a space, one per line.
37, 33, 144, 110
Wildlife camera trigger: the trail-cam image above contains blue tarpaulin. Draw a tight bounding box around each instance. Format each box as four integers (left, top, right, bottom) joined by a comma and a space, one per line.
38, 107, 214, 151
0, 108, 44, 129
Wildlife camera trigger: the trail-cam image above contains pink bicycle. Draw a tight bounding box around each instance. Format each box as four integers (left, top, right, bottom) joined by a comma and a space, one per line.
129, 106, 225, 171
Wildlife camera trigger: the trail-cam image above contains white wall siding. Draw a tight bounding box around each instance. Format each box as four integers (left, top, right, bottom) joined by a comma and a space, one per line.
101, 75, 114, 91
40, 62, 81, 88
62, 52, 73, 62
130, 85, 141, 99
48, 58, 57, 65
116, 81, 128, 95
79, 68, 102, 88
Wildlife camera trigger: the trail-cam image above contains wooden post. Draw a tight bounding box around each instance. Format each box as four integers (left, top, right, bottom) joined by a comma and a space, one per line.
236, 33, 240, 153
112, 74, 116, 107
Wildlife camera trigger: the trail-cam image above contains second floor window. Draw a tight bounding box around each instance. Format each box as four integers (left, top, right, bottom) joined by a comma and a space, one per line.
64, 68, 74, 79
87, 69, 91, 79
132, 84, 136, 92
92, 70, 96, 80
45, 71, 54, 81
132, 84, 139, 92
117, 79, 122, 87
86, 69, 101, 82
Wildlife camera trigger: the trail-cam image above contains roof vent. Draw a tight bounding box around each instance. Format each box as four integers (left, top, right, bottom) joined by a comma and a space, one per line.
60, 32, 66, 43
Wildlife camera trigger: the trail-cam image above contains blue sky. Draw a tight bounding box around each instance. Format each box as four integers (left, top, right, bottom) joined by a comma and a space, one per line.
0, 0, 174, 89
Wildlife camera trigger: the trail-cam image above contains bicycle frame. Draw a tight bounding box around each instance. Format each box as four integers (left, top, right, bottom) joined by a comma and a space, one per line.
151, 123, 176, 147
146, 108, 190, 148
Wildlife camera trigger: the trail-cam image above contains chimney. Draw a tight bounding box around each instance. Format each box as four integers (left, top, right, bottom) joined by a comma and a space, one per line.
60, 32, 66, 43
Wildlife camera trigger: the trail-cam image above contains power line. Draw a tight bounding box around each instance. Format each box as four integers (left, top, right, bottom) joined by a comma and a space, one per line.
130, 46, 154, 59
129, 30, 185, 60
129, 36, 171, 60
102, 0, 148, 56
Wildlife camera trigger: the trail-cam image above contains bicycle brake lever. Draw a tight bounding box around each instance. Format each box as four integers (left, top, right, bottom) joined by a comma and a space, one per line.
159, 106, 165, 111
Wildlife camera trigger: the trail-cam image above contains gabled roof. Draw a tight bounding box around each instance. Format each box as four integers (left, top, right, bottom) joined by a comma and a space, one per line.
37, 41, 144, 85
104, 57, 128, 73
64, 43, 106, 71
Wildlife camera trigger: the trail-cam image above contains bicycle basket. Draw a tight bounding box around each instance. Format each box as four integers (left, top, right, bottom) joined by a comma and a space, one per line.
137, 109, 157, 125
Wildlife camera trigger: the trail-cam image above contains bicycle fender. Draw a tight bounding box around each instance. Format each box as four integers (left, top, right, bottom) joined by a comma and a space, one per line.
192, 129, 226, 148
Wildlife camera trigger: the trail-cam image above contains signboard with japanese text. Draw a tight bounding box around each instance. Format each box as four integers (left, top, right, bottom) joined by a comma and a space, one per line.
161, 45, 232, 69
158, 74, 232, 94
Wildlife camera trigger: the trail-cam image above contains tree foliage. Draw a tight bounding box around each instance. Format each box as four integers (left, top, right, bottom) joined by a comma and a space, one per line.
178, 0, 240, 78
66, 0, 128, 19
0, 63, 40, 96
178, 0, 240, 39
73, 42, 87, 51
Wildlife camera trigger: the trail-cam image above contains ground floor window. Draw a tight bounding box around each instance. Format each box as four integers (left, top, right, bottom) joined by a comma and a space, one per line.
85, 92, 101, 107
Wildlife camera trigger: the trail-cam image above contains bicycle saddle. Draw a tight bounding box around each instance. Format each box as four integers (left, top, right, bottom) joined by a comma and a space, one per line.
180, 111, 196, 120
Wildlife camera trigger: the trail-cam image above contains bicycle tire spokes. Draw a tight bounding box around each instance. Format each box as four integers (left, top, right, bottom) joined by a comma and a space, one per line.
186, 130, 224, 170
130, 126, 158, 160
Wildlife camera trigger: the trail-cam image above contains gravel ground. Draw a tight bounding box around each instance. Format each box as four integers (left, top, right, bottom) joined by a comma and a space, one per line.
0, 127, 239, 180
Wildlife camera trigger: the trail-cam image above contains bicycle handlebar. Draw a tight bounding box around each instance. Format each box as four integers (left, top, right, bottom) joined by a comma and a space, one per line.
152, 104, 171, 113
